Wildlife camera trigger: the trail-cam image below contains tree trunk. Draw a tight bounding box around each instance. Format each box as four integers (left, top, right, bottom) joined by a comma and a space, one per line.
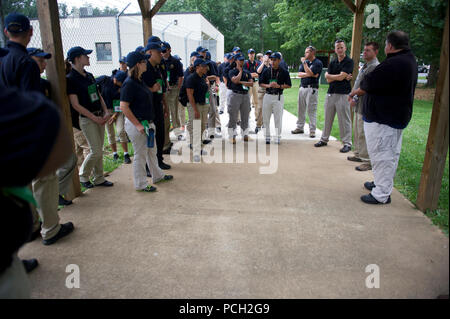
426, 62, 439, 87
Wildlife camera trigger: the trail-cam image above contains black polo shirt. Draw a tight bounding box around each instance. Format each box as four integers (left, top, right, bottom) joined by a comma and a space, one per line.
120, 76, 155, 122
244, 59, 260, 74
327, 55, 354, 94
66, 68, 103, 115
224, 63, 236, 89
185, 72, 208, 104
299, 58, 323, 88
0, 41, 41, 92
164, 55, 184, 87
102, 78, 121, 111
228, 68, 252, 93
218, 62, 229, 82
40, 78, 51, 98
142, 60, 164, 108
259, 66, 292, 95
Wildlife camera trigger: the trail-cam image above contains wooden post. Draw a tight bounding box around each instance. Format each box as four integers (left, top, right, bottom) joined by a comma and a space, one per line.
416, 10, 449, 212
138, 0, 168, 45
37, 0, 81, 199
349, 0, 368, 86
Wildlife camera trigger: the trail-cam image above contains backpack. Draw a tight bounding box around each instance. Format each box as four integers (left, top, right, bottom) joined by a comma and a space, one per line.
178, 82, 188, 107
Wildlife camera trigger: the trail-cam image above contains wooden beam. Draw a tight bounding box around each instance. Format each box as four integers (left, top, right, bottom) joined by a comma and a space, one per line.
138, 0, 152, 44
37, 0, 81, 199
417, 10, 449, 212
350, 0, 366, 87
150, 0, 168, 18
342, 0, 356, 13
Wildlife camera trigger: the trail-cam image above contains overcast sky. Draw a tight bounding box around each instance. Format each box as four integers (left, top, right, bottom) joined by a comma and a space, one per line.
57, 0, 149, 14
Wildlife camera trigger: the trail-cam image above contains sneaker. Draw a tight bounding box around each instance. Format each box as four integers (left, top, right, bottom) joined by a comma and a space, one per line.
95, 180, 114, 187
124, 154, 131, 164
22, 259, 38, 273
42, 222, 74, 245
364, 181, 376, 191
113, 153, 119, 161
81, 181, 94, 189
58, 195, 72, 206
203, 139, 212, 145
266, 138, 270, 145
314, 141, 327, 147
155, 175, 174, 183
356, 163, 372, 171
255, 127, 260, 134
340, 145, 352, 153
137, 185, 157, 192
310, 132, 316, 138
291, 128, 304, 134
219, 110, 224, 115
159, 161, 171, 170
361, 193, 391, 205
347, 156, 363, 162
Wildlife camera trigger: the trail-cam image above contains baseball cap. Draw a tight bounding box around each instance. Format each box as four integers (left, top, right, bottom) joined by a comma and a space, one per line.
148, 36, 162, 44
193, 59, 208, 67
228, 53, 236, 60
114, 70, 127, 83
205, 51, 211, 60
236, 55, 245, 61
4, 13, 30, 33
162, 42, 171, 50
270, 52, 282, 60
232, 47, 241, 52
196, 46, 208, 53
248, 48, 255, 54
126, 51, 150, 68
119, 56, 127, 63
173, 54, 181, 61
0, 48, 9, 57
145, 41, 163, 52
27, 48, 52, 59
190, 51, 201, 58
67, 46, 92, 62
265, 50, 273, 56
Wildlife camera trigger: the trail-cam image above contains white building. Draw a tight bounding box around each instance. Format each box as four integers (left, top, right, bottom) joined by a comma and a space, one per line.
29, 12, 224, 77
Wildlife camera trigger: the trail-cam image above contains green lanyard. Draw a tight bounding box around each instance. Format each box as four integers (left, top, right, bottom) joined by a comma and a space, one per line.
2, 186, 38, 208
156, 79, 163, 94
113, 100, 121, 112
88, 84, 100, 103
205, 91, 210, 104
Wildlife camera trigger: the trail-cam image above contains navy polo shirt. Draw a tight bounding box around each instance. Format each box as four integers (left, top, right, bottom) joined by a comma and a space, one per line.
142, 60, 165, 107
228, 68, 252, 93
224, 63, 236, 89
164, 55, 184, 86
259, 66, 292, 95
244, 59, 260, 74
40, 78, 51, 98
66, 68, 103, 114
218, 62, 229, 82
327, 55, 354, 94
0, 41, 41, 91
298, 58, 323, 88
120, 76, 155, 122
102, 78, 120, 110
185, 72, 208, 104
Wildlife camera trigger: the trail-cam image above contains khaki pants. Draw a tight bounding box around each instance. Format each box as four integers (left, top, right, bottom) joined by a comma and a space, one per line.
263, 93, 284, 140
207, 86, 218, 136
32, 172, 61, 240
0, 254, 30, 299
56, 153, 77, 197
165, 87, 181, 149
79, 116, 105, 185
219, 82, 227, 112
354, 111, 370, 161
296, 87, 318, 133
320, 93, 352, 146
364, 121, 403, 203
228, 91, 251, 137
73, 127, 89, 167
187, 102, 209, 146
106, 112, 128, 145
248, 81, 259, 108
256, 88, 265, 128
178, 102, 186, 128
125, 119, 165, 189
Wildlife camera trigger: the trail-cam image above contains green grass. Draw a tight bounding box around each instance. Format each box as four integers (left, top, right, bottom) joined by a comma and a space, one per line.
284, 79, 449, 235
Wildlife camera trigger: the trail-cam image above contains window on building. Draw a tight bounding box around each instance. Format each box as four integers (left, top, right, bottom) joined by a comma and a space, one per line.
95, 42, 112, 62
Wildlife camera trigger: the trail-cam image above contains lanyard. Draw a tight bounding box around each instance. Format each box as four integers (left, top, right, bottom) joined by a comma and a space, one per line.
2, 186, 38, 208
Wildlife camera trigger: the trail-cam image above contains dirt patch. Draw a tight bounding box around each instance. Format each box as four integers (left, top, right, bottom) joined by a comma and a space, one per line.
415, 86, 436, 101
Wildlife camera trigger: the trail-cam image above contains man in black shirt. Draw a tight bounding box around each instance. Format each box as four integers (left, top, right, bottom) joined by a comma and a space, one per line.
244, 49, 261, 118
350, 31, 418, 205
292, 46, 323, 138
254, 52, 271, 133
315, 40, 354, 153
259, 52, 292, 144
218, 53, 230, 114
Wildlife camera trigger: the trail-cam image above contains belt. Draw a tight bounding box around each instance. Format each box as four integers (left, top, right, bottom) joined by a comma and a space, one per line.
301, 85, 318, 89
232, 90, 248, 95
266, 91, 282, 96
81, 110, 103, 118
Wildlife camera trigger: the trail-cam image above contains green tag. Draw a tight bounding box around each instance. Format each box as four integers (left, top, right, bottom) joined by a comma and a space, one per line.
156, 79, 163, 94
113, 100, 121, 112
242, 85, 249, 91
167, 71, 171, 82
269, 79, 277, 83
88, 84, 99, 103
205, 91, 210, 104
2, 186, 38, 208
141, 120, 149, 135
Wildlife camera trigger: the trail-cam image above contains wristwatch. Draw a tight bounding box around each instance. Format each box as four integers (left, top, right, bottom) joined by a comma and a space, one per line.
352, 95, 359, 102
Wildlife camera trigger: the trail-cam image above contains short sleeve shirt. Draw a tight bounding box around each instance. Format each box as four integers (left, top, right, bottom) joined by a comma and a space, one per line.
259, 67, 292, 94
142, 61, 164, 107
185, 72, 208, 104
164, 55, 184, 86
102, 78, 120, 110
66, 68, 103, 114
298, 58, 323, 87
327, 55, 354, 94
228, 69, 252, 93
244, 60, 260, 74
120, 77, 155, 122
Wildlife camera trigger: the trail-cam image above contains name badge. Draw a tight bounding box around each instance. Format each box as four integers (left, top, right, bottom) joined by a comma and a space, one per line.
269, 79, 277, 84
205, 91, 210, 105
113, 100, 121, 112
88, 84, 99, 103
242, 85, 249, 91
156, 79, 163, 94
167, 71, 171, 82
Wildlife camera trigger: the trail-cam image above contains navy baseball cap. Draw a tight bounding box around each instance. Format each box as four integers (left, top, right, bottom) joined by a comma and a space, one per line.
190, 51, 201, 58
67, 46, 92, 62
0, 48, 9, 57
4, 13, 30, 33
148, 36, 162, 44
119, 56, 126, 63
270, 52, 282, 60
27, 48, 51, 59
135, 46, 145, 53
248, 48, 255, 54
205, 51, 211, 60
173, 54, 181, 61
193, 59, 208, 67
145, 41, 163, 52
232, 47, 241, 52
265, 50, 273, 55
196, 46, 204, 52
228, 53, 236, 60
126, 51, 150, 68
162, 41, 171, 50
236, 55, 245, 61
114, 70, 127, 83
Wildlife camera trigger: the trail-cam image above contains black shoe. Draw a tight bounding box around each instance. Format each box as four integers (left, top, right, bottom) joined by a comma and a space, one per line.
314, 141, 327, 147
340, 145, 352, 153
95, 180, 114, 187
361, 193, 391, 205
219, 110, 224, 115
124, 154, 131, 164
43, 222, 74, 245
364, 181, 376, 191
203, 139, 212, 145
81, 181, 94, 189
113, 153, 119, 161
266, 138, 270, 145
347, 156, 363, 162
159, 162, 171, 170
255, 127, 260, 134
22, 259, 38, 273
59, 195, 72, 206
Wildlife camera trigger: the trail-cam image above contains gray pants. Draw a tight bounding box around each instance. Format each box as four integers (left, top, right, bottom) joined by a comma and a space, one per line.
296, 87, 318, 133
263, 94, 284, 140
207, 86, 218, 136
354, 111, 370, 161
56, 153, 77, 196
79, 116, 106, 185
320, 93, 352, 146
228, 91, 251, 137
